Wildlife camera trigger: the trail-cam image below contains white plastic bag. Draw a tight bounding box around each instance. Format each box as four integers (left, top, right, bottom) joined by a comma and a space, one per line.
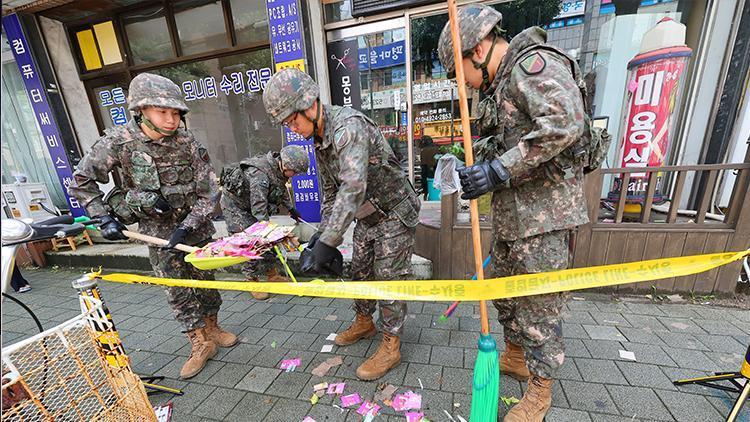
433, 154, 462, 196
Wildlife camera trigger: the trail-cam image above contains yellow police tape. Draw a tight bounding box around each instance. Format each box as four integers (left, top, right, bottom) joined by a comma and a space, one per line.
90, 250, 750, 301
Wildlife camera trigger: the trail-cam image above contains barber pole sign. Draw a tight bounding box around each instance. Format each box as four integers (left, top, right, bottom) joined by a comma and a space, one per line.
613, 46, 691, 202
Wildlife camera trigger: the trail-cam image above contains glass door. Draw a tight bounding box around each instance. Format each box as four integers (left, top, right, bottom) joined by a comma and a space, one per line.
326, 19, 409, 175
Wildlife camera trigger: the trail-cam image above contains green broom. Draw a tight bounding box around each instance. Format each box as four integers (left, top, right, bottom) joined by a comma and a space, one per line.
446, 1, 499, 420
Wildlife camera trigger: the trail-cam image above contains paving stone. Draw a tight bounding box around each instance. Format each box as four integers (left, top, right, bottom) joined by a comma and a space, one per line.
705, 351, 745, 372
615, 361, 677, 390
562, 323, 589, 339
693, 318, 745, 336
557, 358, 582, 381
449, 330, 478, 348
246, 346, 288, 368
403, 363, 442, 389
418, 327, 450, 345
565, 338, 592, 358
660, 346, 715, 370
566, 300, 600, 311
309, 404, 350, 421
235, 366, 281, 393
546, 407, 593, 422
623, 314, 669, 331
310, 319, 344, 335
245, 313, 273, 327
401, 342, 432, 364
221, 343, 264, 364
624, 302, 666, 316
458, 316, 482, 332
583, 325, 627, 341
429, 345, 464, 367
659, 317, 708, 334
238, 326, 270, 344
705, 395, 750, 421
415, 388, 454, 418
440, 366, 473, 393
655, 331, 708, 350
654, 390, 724, 422
582, 339, 625, 360
205, 362, 253, 388
618, 326, 666, 345
623, 343, 677, 366
562, 311, 597, 325
260, 329, 294, 347
170, 382, 216, 414
192, 387, 245, 420
264, 315, 297, 330
575, 358, 628, 385
265, 371, 311, 399
590, 311, 631, 327
560, 380, 619, 415
659, 366, 728, 398
282, 332, 319, 350
730, 320, 750, 335
656, 304, 700, 319
606, 385, 674, 420
264, 398, 311, 422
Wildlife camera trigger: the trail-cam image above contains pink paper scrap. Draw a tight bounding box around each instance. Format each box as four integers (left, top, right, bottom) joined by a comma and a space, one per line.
326, 383, 346, 395
279, 358, 301, 370
356, 401, 380, 416
302, 417, 316, 422
340, 393, 362, 408
405, 412, 424, 422
392, 391, 422, 411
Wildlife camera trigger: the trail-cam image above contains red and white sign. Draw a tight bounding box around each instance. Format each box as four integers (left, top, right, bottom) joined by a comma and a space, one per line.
619, 52, 689, 178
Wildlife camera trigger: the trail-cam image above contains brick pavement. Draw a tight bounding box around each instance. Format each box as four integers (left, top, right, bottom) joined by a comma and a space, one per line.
2, 267, 749, 421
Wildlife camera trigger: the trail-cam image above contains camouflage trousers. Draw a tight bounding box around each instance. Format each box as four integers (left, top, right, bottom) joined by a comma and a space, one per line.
350, 216, 415, 336
491, 229, 572, 379
148, 242, 222, 332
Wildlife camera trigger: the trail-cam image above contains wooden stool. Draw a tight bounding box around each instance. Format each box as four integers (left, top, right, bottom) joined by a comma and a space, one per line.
51, 230, 94, 252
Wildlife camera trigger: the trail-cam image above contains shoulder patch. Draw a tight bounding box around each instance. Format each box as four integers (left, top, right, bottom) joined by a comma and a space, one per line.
334, 127, 349, 149
198, 147, 210, 163
520, 52, 546, 75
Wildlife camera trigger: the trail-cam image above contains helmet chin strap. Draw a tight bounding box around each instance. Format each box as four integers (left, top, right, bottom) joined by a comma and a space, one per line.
299, 99, 321, 139
135, 111, 184, 137
471, 32, 498, 93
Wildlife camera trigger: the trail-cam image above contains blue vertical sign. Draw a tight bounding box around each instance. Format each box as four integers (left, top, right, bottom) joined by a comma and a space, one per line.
2, 14, 84, 217
266, 0, 321, 222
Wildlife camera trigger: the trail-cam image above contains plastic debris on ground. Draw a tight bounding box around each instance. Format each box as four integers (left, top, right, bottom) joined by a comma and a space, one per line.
357, 401, 380, 416
391, 391, 421, 412
327, 383, 346, 395
321, 344, 334, 353
311, 355, 343, 377
325, 315, 338, 321
374, 384, 398, 402
500, 396, 520, 408
279, 358, 301, 372
341, 393, 362, 407
153, 403, 173, 422
194, 221, 298, 259
302, 417, 316, 422
619, 350, 637, 361
326, 333, 337, 341
405, 411, 424, 422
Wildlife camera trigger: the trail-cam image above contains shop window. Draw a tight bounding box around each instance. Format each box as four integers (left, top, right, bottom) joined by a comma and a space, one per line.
90, 81, 131, 130
74, 20, 124, 71
324, 0, 353, 24
123, 6, 174, 65
230, 0, 269, 46
1, 35, 67, 208
174, 0, 229, 56
150, 49, 279, 172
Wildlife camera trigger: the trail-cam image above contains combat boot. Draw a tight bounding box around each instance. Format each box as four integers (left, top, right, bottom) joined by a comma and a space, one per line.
266, 268, 290, 282
504, 375, 553, 422
180, 328, 217, 379
204, 314, 238, 347
248, 276, 269, 301
334, 313, 377, 346
356, 332, 401, 380
500, 341, 531, 381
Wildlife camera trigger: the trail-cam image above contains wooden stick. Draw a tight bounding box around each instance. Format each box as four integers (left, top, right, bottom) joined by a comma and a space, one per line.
122, 230, 198, 254
447, 0, 490, 335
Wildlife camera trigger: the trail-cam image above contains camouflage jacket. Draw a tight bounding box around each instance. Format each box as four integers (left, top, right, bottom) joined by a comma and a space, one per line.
69, 120, 218, 240
480, 27, 589, 241
219, 151, 292, 223
315, 105, 419, 247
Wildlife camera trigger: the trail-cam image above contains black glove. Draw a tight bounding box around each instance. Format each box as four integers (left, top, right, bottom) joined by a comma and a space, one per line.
162, 226, 189, 251
307, 232, 321, 247
97, 215, 127, 241
153, 197, 172, 215
301, 240, 343, 276
457, 159, 511, 200
289, 208, 302, 222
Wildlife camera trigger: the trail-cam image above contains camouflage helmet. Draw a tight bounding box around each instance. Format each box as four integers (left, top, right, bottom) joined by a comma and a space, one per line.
438, 4, 503, 77
263, 68, 320, 124
128, 73, 189, 113
280, 145, 310, 175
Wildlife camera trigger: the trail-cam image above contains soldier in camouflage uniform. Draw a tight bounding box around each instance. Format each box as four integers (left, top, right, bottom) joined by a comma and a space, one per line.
69, 73, 238, 380
263, 68, 420, 381
439, 5, 588, 421
219, 145, 309, 300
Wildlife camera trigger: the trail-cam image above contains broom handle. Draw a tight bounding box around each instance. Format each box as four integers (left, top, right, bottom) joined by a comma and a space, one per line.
447, 0, 490, 335
122, 230, 198, 254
